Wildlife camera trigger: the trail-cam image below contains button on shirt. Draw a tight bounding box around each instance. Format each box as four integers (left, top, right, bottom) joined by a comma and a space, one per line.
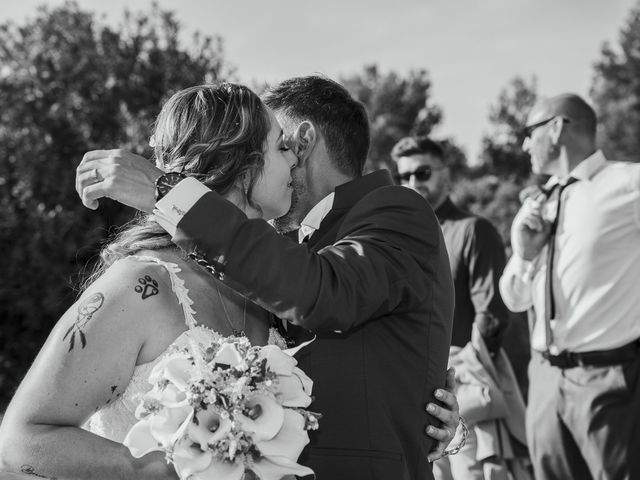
499, 151, 640, 353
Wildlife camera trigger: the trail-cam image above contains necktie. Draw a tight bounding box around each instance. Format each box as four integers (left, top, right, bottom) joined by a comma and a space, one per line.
544, 177, 578, 351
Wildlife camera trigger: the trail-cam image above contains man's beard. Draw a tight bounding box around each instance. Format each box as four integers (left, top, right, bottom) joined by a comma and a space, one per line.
273, 175, 305, 234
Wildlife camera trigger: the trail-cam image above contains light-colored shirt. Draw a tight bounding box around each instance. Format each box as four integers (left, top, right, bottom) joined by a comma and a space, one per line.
298, 192, 335, 243
153, 177, 209, 237
499, 151, 640, 353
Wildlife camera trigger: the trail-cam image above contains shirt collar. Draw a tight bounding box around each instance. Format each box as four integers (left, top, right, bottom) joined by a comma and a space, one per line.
298, 192, 335, 243
544, 150, 608, 190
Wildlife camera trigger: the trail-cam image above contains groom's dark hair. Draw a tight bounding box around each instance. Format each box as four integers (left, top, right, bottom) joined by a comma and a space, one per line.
262, 75, 370, 178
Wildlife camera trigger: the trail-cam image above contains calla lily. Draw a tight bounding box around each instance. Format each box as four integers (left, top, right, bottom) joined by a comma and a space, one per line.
188, 407, 232, 447
276, 374, 312, 408
188, 456, 245, 480
251, 455, 314, 480
292, 367, 313, 395
214, 343, 243, 368
149, 403, 194, 448
149, 354, 193, 392
125, 393, 193, 457
163, 357, 195, 391
256, 410, 309, 461
236, 394, 284, 442
258, 346, 297, 376
171, 439, 215, 478
123, 421, 160, 458
152, 382, 189, 409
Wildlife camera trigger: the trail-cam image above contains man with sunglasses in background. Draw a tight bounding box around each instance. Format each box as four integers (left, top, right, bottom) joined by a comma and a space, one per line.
391, 137, 528, 480
499, 93, 640, 479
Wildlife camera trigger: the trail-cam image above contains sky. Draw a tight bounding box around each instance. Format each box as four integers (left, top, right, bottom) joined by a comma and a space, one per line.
2, 0, 637, 162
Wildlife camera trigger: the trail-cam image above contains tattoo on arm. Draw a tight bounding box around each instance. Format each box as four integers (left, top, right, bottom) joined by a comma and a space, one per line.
20, 465, 57, 479
62, 292, 104, 352
134, 275, 159, 300
104, 384, 121, 407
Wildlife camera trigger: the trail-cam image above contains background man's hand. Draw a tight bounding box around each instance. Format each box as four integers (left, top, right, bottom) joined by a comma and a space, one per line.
425, 367, 460, 462
76, 149, 163, 212
511, 197, 551, 261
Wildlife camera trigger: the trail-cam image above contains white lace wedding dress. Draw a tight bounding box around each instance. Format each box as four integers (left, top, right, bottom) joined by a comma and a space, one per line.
82, 255, 287, 443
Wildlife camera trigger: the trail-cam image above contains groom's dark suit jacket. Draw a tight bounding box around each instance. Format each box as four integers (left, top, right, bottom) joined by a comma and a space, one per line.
173, 170, 454, 480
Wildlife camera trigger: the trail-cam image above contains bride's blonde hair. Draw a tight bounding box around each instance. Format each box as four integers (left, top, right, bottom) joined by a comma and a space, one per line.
84, 83, 270, 287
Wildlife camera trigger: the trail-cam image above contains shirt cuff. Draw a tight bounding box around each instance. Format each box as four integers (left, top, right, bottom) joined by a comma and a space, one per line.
152, 177, 210, 237
508, 255, 536, 280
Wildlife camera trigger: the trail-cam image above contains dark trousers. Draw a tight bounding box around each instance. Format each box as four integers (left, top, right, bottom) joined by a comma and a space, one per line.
526, 350, 640, 480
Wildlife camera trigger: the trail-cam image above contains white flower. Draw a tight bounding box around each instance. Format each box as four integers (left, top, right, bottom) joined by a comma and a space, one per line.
214, 343, 243, 368
277, 367, 313, 408
149, 353, 193, 392
258, 345, 298, 376
256, 409, 309, 461
188, 407, 233, 446
124, 401, 193, 457
125, 338, 320, 480
236, 393, 284, 443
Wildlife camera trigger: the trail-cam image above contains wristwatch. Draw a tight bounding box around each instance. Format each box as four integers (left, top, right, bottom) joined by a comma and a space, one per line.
154, 172, 187, 201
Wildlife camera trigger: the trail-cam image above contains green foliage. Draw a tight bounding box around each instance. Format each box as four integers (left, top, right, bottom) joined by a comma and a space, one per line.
341, 64, 443, 171
591, 3, 640, 162
451, 175, 522, 250
0, 1, 228, 409
479, 76, 538, 181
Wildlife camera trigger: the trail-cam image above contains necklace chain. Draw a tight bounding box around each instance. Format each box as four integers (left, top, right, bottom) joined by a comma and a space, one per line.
215, 282, 246, 337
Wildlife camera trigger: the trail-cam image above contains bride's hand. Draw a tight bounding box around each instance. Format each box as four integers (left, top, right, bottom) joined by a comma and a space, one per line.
425, 367, 460, 462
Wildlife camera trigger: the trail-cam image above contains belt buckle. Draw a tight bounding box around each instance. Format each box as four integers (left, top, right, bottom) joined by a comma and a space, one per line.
543, 351, 563, 367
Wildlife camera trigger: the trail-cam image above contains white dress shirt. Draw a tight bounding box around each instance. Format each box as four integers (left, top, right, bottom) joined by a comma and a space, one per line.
499, 151, 640, 353
297, 192, 335, 243
153, 177, 210, 237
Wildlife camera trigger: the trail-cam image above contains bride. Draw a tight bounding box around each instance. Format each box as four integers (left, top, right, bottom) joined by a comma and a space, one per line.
0, 83, 297, 479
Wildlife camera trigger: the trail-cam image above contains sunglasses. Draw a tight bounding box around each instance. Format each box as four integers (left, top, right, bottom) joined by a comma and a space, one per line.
523, 116, 571, 138
394, 165, 445, 183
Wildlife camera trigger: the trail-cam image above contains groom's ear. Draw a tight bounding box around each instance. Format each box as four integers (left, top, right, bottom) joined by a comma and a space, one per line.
291, 121, 317, 162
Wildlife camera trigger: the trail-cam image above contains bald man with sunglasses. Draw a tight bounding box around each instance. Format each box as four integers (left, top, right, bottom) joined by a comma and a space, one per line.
392, 137, 519, 480
500, 93, 640, 480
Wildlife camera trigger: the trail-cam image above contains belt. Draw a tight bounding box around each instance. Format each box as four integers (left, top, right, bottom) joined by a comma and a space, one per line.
543, 339, 640, 369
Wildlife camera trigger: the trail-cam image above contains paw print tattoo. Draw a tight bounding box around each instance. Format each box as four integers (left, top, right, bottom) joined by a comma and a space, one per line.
135, 275, 159, 300
63, 292, 104, 352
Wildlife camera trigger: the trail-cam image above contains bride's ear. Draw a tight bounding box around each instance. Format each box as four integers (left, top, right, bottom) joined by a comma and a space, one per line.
292, 121, 316, 163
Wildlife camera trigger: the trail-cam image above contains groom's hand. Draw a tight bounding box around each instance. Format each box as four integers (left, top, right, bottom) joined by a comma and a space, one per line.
425, 367, 460, 462
76, 149, 163, 212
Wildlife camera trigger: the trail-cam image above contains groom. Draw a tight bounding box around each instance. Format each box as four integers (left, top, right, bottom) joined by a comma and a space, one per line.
77, 76, 456, 480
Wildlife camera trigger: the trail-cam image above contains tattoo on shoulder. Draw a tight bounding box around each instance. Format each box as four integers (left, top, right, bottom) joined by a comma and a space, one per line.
134, 275, 159, 300
62, 292, 104, 352
21, 464, 57, 479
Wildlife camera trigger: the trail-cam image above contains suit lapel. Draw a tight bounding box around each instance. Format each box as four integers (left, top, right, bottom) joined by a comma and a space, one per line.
307, 170, 395, 251
284, 170, 395, 344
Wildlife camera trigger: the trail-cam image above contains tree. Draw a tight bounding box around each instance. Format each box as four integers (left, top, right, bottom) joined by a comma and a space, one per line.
478, 76, 538, 180
591, 3, 640, 162
0, 1, 229, 409
341, 65, 444, 171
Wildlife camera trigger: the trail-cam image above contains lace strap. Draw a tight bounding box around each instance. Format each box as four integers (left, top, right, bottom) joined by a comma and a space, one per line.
128, 255, 197, 329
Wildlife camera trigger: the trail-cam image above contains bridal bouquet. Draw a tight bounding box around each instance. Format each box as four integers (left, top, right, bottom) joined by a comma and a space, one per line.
123, 336, 321, 480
